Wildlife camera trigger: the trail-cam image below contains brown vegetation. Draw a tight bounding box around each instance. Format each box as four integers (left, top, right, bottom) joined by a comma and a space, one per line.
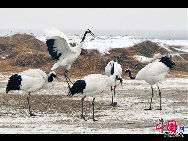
0, 34, 187, 78
127, 40, 169, 57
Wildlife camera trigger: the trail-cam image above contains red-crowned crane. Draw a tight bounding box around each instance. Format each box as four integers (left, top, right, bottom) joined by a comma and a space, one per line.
124, 56, 175, 110
68, 64, 116, 121
45, 28, 95, 91
6, 69, 57, 116
105, 60, 122, 106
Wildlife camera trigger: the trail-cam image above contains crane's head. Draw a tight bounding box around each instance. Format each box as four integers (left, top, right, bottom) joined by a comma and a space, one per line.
48, 71, 57, 82
87, 29, 95, 38
159, 56, 175, 70
124, 68, 131, 74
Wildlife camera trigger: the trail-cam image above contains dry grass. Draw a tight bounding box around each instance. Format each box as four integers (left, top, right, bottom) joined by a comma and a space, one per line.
127, 40, 169, 57
0, 34, 187, 78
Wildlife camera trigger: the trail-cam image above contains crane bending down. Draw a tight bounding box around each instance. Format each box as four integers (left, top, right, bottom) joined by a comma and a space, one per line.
6, 69, 57, 116
45, 28, 95, 91
105, 60, 123, 106
68, 64, 116, 121
124, 56, 175, 110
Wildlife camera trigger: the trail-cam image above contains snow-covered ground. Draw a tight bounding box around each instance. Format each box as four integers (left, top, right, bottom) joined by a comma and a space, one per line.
0, 74, 187, 134
36, 34, 188, 55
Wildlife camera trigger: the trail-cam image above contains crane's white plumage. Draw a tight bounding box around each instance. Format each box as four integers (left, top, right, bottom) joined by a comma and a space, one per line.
82, 74, 115, 97
44, 27, 69, 41
135, 61, 169, 86
6, 69, 57, 116
124, 56, 175, 110
45, 28, 94, 71
18, 69, 48, 92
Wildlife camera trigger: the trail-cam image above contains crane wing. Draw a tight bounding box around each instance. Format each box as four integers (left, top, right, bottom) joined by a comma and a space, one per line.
46, 36, 73, 60
136, 62, 169, 84
19, 69, 47, 80
83, 74, 109, 93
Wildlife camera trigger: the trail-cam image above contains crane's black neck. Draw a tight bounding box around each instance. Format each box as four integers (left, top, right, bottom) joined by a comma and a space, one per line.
48, 72, 57, 82
125, 70, 135, 80
111, 63, 114, 75
80, 31, 89, 43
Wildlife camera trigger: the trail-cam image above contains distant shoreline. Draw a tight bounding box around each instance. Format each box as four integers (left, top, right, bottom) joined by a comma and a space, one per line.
0, 29, 187, 40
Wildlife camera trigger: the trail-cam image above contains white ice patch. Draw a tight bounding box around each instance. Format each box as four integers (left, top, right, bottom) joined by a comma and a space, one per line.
134, 55, 153, 63
1, 55, 9, 60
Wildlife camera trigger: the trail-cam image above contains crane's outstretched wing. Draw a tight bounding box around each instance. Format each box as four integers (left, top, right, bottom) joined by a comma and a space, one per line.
46, 36, 73, 60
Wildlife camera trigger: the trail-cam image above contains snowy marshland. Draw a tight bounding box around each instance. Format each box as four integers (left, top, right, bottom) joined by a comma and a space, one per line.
0, 74, 187, 134
0, 32, 187, 134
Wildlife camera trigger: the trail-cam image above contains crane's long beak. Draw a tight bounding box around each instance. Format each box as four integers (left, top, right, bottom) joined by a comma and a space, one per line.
90, 31, 95, 38
87, 29, 95, 38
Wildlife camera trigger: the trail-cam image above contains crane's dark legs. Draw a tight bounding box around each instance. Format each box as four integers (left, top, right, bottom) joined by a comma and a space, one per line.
27, 93, 36, 116
149, 86, 154, 110
114, 86, 116, 97
110, 86, 117, 107
109, 86, 114, 106
92, 98, 97, 122
112, 89, 114, 105
81, 96, 87, 121
158, 86, 162, 110
110, 77, 118, 107
145, 86, 153, 110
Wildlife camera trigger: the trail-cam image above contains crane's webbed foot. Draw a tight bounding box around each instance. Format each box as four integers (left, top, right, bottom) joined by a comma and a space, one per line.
29, 111, 37, 117
81, 115, 87, 121
109, 102, 117, 107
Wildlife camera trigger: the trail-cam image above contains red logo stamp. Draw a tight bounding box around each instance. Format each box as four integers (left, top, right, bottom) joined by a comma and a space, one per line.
156, 118, 184, 137
156, 120, 177, 132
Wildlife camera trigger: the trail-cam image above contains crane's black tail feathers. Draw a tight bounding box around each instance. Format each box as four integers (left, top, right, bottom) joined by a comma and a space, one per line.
6, 74, 22, 93
68, 80, 86, 97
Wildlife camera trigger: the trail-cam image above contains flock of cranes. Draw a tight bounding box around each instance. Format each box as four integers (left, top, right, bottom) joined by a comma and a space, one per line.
5, 28, 175, 121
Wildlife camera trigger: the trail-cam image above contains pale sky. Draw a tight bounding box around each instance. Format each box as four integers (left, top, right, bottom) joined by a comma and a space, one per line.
0, 8, 187, 32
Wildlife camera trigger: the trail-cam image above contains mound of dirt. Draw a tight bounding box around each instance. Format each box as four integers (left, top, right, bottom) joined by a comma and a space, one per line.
0, 34, 53, 73
10, 52, 52, 67
0, 34, 47, 56
0, 34, 187, 78
127, 40, 169, 58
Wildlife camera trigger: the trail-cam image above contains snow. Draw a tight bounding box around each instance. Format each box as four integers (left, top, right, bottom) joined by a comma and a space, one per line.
36, 34, 188, 54
1, 55, 9, 60
153, 39, 188, 47
173, 46, 188, 53
133, 55, 153, 63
